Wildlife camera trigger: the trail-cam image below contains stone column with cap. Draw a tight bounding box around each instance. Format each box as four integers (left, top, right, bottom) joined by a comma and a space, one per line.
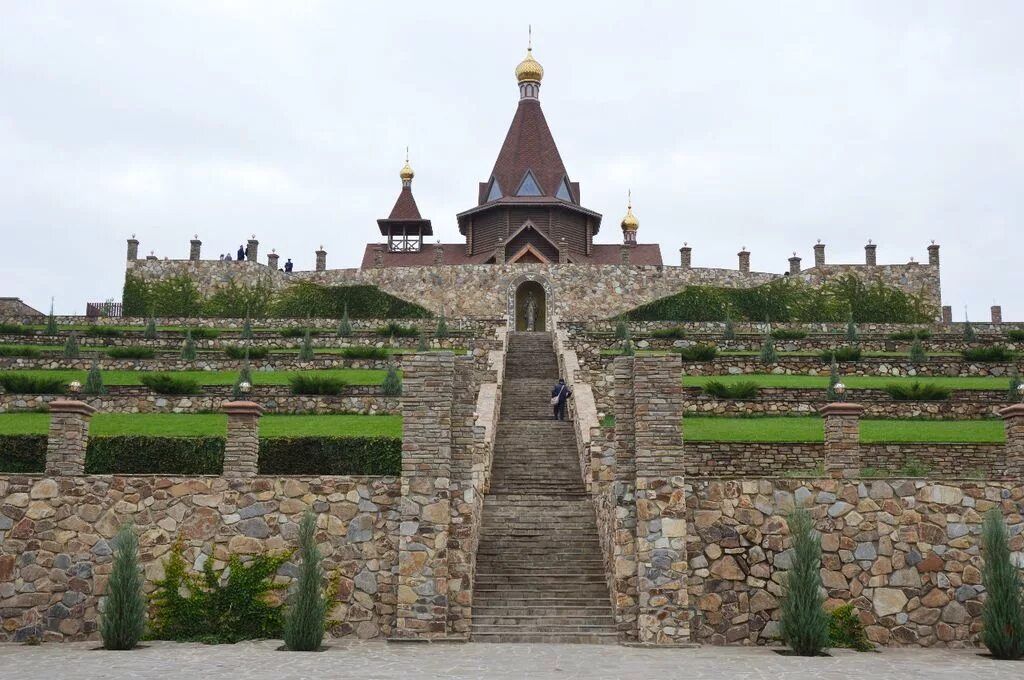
189, 236, 202, 261
813, 241, 826, 268
679, 244, 691, 270
433, 243, 444, 266
222, 400, 262, 477
927, 242, 940, 267
788, 254, 802, 275
267, 251, 279, 270
247, 237, 259, 262
821, 402, 864, 478
991, 306, 1002, 324
620, 245, 631, 265
738, 249, 750, 274
865, 241, 877, 266
46, 399, 97, 476
558, 237, 568, 264
494, 238, 505, 265
942, 306, 952, 324
373, 246, 385, 267
126, 237, 139, 261
1000, 404, 1024, 477
315, 247, 327, 272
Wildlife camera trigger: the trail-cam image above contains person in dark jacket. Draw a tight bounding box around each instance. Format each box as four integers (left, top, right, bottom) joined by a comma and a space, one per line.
551, 378, 572, 420
284, 258, 293, 273
236, 245, 245, 261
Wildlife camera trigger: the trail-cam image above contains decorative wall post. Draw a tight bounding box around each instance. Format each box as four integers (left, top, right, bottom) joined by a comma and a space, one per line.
737, 248, 750, 273
247, 236, 259, 263
45, 399, 96, 476
813, 241, 826, 268
788, 254, 801, 275
620, 245, 631, 265
821, 403, 864, 478
999, 404, 1024, 477
679, 244, 691, 270
267, 251, 279, 270
126, 236, 139, 261
222, 400, 262, 477
494, 237, 505, 265
394, 353, 455, 640
315, 246, 327, 272
864, 241, 877, 266
189, 236, 202, 261
927, 242, 940, 267
991, 306, 1002, 324
433, 243, 444, 266
373, 246, 385, 267
942, 306, 952, 324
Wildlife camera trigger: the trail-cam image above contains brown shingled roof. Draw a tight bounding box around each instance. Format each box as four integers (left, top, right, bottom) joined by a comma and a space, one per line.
486, 99, 568, 203
388, 187, 422, 220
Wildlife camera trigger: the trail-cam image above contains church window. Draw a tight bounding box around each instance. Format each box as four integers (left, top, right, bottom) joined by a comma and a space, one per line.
555, 177, 573, 202
486, 178, 503, 202
516, 171, 543, 196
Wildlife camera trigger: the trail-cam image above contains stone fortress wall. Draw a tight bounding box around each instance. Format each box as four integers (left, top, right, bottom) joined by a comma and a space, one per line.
124, 236, 942, 321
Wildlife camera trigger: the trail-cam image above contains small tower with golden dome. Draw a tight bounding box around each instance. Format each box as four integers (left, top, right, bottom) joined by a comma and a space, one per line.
621, 190, 639, 245
399, 147, 414, 188
516, 27, 544, 100
377, 149, 432, 253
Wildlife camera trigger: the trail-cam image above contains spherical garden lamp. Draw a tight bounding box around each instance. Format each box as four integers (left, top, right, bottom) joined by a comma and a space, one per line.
68, 380, 82, 396
833, 382, 847, 402
238, 381, 252, 396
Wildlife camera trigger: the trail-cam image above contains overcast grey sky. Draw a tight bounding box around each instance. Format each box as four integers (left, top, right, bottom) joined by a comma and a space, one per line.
1, 1, 1021, 319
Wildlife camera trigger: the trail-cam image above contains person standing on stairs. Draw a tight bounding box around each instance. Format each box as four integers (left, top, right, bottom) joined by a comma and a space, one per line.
551, 378, 572, 420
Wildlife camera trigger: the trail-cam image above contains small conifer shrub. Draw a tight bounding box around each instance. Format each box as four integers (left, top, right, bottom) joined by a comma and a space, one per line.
297, 329, 315, 361
143, 317, 158, 340
827, 603, 872, 652
722, 315, 736, 340
84, 359, 106, 395
100, 523, 147, 650
909, 338, 927, 363
382, 364, 402, 397
845, 311, 858, 342
614, 316, 629, 341
981, 508, 1024, 659
825, 359, 841, 401
780, 508, 829, 656
63, 331, 80, 358
45, 300, 59, 336
336, 304, 352, 338
759, 333, 777, 365
434, 313, 449, 339
241, 316, 254, 340
621, 339, 635, 356
964, 318, 977, 342
416, 330, 429, 352
180, 330, 197, 360
283, 511, 328, 651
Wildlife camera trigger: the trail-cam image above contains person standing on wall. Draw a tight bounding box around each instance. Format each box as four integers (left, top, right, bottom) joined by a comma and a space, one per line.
236, 245, 245, 261
551, 378, 572, 421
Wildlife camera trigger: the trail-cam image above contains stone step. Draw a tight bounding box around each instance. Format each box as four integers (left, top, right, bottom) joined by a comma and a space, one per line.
472, 614, 616, 626
473, 604, 613, 616
471, 623, 616, 634
470, 631, 617, 644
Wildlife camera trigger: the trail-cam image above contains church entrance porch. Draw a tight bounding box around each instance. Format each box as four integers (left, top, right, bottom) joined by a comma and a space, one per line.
513, 280, 546, 332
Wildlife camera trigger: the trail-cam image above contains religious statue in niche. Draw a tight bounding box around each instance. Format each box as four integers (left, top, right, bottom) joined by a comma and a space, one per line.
525, 293, 538, 332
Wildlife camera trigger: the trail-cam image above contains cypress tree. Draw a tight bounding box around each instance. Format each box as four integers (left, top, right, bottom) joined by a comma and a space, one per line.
614, 316, 629, 341
981, 509, 1024, 659
232, 353, 253, 400
336, 304, 352, 338
100, 523, 147, 650
825, 359, 840, 401
46, 299, 58, 336
84, 359, 106, 395
382, 364, 402, 397
284, 511, 328, 651
780, 508, 829, 656
416, 330, 429, 352
964, 317, 977, 342
143, 317, 158, 340
297, 329, 315, 361
759, 332, 777, 365
909, 338, 927, 363
63, 331, 80, 358
434, 313, 449, 339
723, 315, 736, 340
180, 330, 197, 360
845, 311, 858, 342
241, 315, 253, 340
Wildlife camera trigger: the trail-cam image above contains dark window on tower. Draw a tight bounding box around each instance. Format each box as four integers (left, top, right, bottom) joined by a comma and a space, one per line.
486, 178, 503, 202
516, 171, 543, 197
555, 178, 573, 202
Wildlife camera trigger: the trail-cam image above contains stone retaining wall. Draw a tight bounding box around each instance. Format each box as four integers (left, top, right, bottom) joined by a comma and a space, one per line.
0, 475, 400, 642
569, 335, 1022, 356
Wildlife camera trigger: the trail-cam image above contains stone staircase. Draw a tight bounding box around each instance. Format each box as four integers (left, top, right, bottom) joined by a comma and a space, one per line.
472, 332, 616, 644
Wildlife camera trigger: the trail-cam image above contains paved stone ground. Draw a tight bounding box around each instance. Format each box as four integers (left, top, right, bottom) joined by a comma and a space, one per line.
0, 640, 1020, 679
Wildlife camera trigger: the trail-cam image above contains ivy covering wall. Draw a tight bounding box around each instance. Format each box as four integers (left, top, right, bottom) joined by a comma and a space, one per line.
625, 276, 932, 323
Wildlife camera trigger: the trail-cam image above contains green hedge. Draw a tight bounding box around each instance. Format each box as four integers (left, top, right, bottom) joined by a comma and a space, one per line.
272, 283, 431, 319
0, 435, 401, 475
625, 275, 932, 323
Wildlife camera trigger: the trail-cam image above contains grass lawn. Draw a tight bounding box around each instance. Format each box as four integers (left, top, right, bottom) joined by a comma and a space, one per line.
0, 344, 464, 356
685, 417, 1005, 443
683, 374, 1009, 391
0, 368, 390, 386
0, 413, 401, 438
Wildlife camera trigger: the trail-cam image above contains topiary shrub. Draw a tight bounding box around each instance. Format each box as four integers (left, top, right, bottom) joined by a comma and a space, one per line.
225, 345, 268, 360
107, 347, 155, 359
909, 338, 927, 363
614, 317, 629, 341
381, 364, 402, 397
85, 436, 224, 474
845, 312, 858, 342
981, 508, 1024, 659
780, 508, 829, 656
821, 346, 861, 363
827, 603, 872, 651
283, 511, 328, 651
964, 319, 977, 342
0, 374, 66, 394
240, 316, 253, 341
289, 374, 345, 396
434, 313, 449, 339
149, 538, 289, 644
677, 344, 718, 361
962, 347, 1015, 362
884, 381, 950, 401
143, 317, 158, 340
341, 346, 388, 360
258, 437, 401, 475
100, 523, 147, 650
0, 435, 47, 472
140, 374, 200, 395
45, 302, 59, 336
84, 360, 106, 395
650, 327, 686, 339
180, 331, 197, 360
297, 329, 315, 361
63, 332, 80, 358
759, 333, 777, 365
336, 305, 352, 338
416, 330, 429, 352
722, 315, 736, 340
702, 380, 759, 399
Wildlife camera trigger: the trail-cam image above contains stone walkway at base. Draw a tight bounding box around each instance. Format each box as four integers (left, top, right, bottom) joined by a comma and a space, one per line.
0, 641, 1021, 680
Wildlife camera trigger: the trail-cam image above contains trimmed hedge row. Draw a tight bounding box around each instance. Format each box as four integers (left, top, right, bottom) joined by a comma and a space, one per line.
0, 436, 401, 476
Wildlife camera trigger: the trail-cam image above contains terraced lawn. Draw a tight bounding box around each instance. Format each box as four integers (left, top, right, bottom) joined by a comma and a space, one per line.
686, 416, 1005, 443
0, 344, 465, 356
0, 413, 401, 437
683, 374, 1011, 391
0, 368, 390, 386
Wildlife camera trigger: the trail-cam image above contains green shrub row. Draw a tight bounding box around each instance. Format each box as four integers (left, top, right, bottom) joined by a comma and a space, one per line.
0, 346, 41, 358
1007, 330, 1024, 342
884, 382, 951, 401
224, 346, 269, 360
140, 374, 201, 395
702, 380, 760, 399
821, 346, 862, 362
289, 375, 346, 396
677, 344, 718, 361
0, 373, 66, 394
0, 435, 402, 475
649, 327, 686, 339
890, 330, 932, 341
770, 329, 807, 340
962, 347, 1015, 362
0, 323, 32, 335
625, 275, 932, 323
107, 347, 156, 359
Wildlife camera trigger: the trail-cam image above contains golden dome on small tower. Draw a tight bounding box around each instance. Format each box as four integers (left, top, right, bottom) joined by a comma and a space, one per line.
399, 148, 414, 182
515, 48, 544, 83
621, 192, 639, 231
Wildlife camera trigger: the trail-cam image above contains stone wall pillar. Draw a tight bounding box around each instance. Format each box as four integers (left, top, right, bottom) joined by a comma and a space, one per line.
45, 400, 96, 476
999, 404, 1024, 477
394, 352, 455, 640
558, 237, 568, 264
928, 242, 940, 267
373, 247, 385, 267
315, 247, 327, 272
432, 243, 444, 266
222, 401, 262, 477
247, 238, 259, 263
788, 254, 801, 275
494, 238, 505, 265
189, 237, 202, 261
813, 242, 826, 268
865, 242, 877, 266
991, 306, 1002, 324
267, 251, 279, 270
620, 245, 631, 265
679, 245, 691, 270
737, 249, 750, 273
821, 403, 864, 478
942, 306, 952, 324
126, 238, 139, 261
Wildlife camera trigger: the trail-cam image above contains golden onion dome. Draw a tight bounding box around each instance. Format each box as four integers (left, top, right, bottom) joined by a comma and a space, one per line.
621, 195, 639, 231
399, 156, 414, 182
515, 47, 544, 83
